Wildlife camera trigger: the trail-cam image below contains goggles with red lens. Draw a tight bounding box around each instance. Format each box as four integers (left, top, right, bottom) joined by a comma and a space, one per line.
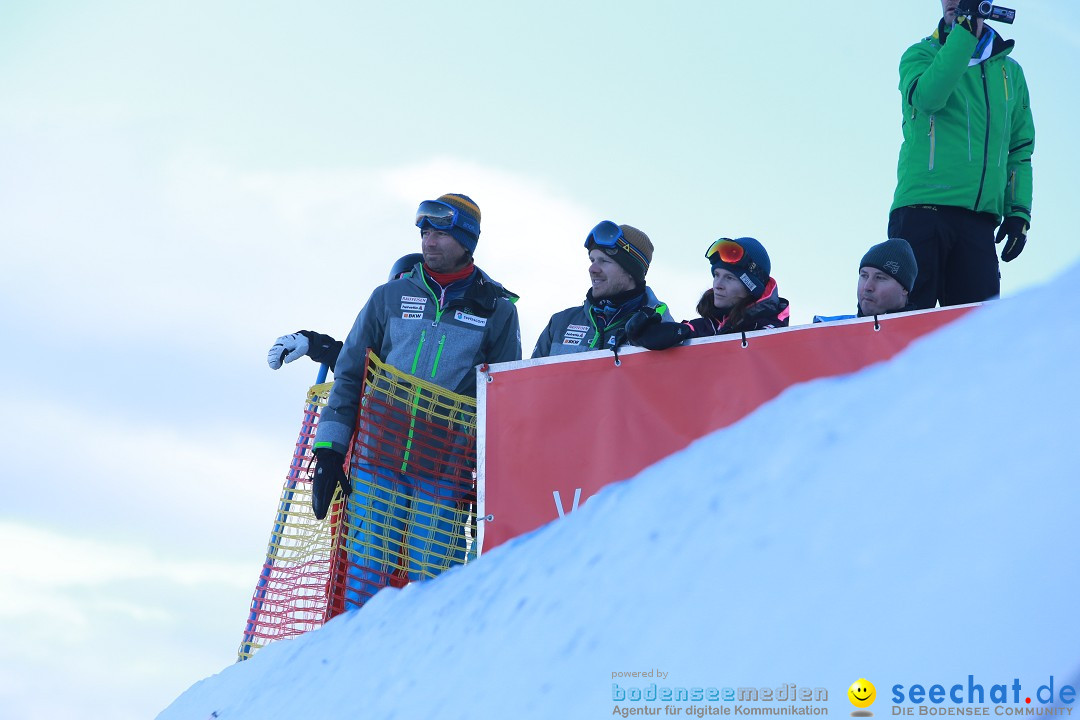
585, 220, 650, 272
705, 238, 746, 265
415, 200, 480, 237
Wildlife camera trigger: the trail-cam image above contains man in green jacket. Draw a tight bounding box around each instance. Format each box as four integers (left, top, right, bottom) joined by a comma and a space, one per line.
888, 0, 1034, 309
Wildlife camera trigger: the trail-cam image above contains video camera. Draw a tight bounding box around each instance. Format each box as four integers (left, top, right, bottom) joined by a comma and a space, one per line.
975, 1, 1016, 24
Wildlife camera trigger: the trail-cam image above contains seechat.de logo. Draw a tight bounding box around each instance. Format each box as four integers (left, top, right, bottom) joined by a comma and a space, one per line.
850, 678, 877, 716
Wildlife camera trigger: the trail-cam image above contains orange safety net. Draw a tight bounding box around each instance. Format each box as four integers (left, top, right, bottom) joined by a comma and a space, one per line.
238, 352, 478, 659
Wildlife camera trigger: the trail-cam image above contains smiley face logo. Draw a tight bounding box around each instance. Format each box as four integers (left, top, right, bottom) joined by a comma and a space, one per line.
848, 678, 876, 709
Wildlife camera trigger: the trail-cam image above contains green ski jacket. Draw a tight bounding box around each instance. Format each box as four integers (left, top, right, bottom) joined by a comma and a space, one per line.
891, 22, 1034, 223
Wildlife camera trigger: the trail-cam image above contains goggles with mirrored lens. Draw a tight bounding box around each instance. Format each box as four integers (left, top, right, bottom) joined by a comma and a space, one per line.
705, 238, 746, 265
415, 200, 480, 237
585, 220, 650, 271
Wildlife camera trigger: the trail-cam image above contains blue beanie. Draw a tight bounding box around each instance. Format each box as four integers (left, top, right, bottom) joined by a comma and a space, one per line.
708, 236, 772, 300
436, 193, 481, 254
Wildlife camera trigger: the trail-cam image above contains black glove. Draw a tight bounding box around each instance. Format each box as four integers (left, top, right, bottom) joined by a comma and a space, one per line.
627, 307, 693, 351
955, 0, 979, 17
311, 448, 351, 520
996, 216, 1028, 262
625, 307, 662, 345
954, 0, 982, 34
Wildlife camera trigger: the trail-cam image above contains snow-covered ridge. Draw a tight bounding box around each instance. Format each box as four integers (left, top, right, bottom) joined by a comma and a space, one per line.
160, 264, 1080, 720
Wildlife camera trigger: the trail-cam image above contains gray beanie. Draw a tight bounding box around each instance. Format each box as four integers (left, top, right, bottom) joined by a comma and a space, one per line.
860, 238, 918, 292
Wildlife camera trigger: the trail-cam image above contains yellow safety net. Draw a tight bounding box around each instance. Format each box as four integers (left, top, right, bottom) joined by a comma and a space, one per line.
238, 352, 477, 660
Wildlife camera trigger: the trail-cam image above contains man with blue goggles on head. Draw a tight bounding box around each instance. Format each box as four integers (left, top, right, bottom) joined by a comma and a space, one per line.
307, 193, 521, 608
531, 220, 672, 358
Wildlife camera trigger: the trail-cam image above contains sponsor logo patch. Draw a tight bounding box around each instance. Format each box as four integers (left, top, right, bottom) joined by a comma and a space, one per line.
884, 260, 901, 275
401, 295, 428, 304
563, 330, 587, 340
454, 310, 488, 327
740, 273, 759, 293
562, 338, 582, 346
401, 302, 426, 312
402, 312, 424, 320
567, 324, 590, 332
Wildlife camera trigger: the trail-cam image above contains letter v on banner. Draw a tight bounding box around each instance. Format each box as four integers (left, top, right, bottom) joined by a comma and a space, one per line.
552, 488, 582, 518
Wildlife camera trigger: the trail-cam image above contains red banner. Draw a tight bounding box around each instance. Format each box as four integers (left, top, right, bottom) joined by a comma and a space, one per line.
477, 306, 974, 551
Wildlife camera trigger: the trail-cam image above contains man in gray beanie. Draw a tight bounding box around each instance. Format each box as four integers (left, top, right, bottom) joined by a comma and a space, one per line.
857, 237, 919, 316
813, 238, 919, 323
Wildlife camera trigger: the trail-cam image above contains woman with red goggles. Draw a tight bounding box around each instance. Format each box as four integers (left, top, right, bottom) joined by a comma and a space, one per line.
626, 236, 790, 350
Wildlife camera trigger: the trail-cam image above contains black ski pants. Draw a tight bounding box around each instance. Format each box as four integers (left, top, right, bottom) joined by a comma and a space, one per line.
888, 205, 1000, 310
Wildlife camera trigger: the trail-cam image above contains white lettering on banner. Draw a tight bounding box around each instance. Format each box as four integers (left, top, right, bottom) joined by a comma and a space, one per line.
401, 303, 426, 312
402, 312, 424, 320
454, 310, 488, 327
401, 295, 428, 304
553, 488, 582, 518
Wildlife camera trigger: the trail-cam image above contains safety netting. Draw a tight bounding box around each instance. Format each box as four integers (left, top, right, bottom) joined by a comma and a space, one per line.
238, 351, 478, 660
325, 352, 479, 618
237, 380, 334, 660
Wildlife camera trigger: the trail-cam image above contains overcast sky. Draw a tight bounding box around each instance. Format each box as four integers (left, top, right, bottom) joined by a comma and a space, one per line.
1, 2, 1077, 718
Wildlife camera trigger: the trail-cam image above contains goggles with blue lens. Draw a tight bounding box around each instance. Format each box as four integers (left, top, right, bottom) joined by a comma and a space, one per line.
415, 199, 481, 237
585, 220, 650, 273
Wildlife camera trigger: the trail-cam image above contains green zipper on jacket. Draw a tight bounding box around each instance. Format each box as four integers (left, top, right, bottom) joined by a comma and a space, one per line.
417, 271, 447, 324
588, 315, 628, 349
431, 334, 446, 378
410, 329, 427, 374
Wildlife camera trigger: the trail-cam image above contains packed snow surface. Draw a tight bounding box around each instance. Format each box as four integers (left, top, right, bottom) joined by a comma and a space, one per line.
160, 265, 1080, 720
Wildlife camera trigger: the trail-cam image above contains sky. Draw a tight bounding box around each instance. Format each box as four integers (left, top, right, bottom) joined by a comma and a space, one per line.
0, 1, 1077, 718
159, 261, 1080, 720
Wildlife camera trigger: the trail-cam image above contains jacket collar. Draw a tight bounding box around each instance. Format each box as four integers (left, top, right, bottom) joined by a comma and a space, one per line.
404, 261, 518, 315
934, 19, 1014, 59
713, 277, 789, 332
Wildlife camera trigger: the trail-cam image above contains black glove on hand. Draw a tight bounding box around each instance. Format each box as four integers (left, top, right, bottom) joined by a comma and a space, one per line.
954, 0, 982, 34
625, 307, 662, 345
955, 0, 979, 18
996, 216, 1028, 262
311, 448, 351, 520
627, 307, 693, 351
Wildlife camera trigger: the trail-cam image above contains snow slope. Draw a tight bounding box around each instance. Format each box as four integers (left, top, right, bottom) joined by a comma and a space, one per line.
160, 263, 1080, 720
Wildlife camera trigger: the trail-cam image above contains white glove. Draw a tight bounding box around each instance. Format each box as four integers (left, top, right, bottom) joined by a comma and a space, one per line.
267, 332, 310, 369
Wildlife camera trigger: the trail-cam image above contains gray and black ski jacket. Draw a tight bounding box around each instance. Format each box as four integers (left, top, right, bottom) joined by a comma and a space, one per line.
314, 262, 521, 455
531, 286, 671, 358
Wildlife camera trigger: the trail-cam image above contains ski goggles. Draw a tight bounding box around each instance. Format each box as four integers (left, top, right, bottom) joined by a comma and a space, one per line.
585, 220, 650, 272
705, 238, 746, 265
415, 199, 480, 237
